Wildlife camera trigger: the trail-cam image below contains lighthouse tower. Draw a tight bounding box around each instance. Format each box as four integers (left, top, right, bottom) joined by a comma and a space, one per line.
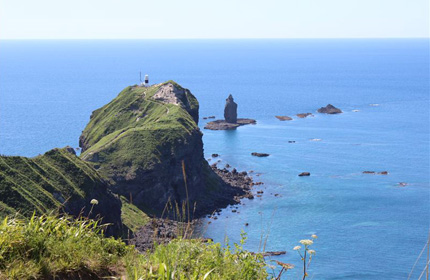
144, 74, 149, 87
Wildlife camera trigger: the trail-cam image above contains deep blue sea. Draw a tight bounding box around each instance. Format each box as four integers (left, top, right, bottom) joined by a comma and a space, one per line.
0, 39, 429, 279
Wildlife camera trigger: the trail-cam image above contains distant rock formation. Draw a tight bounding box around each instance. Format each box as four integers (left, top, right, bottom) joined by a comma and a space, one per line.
297, 113, 314, 118
317, 104, 343, 114
224, 94, 238, 123
298, 172, 311, 176
275, 116, 293, 121
251, 152, 270, 157
205, 94, 256, 130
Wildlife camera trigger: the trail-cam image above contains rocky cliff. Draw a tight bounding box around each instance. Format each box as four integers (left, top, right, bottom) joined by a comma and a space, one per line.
79, 81, 237, 217
0, 147, 123, 236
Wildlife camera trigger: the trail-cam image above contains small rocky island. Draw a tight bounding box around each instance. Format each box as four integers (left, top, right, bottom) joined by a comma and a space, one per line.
275, 115, 293, 121
204, 94, 256, 130
318, 104, 343, 114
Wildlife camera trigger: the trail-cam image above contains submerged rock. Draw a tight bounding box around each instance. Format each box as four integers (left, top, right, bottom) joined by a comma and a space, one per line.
317, 104, 343, 114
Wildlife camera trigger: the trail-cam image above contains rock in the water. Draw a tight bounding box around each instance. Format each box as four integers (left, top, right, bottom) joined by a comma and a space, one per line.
398, 182, 408, 187
251, 152, 270, 157
363, 171, 376, 174
296, 113, 314, 118
298, 172, 311, 176
212, 153, 219, 158
204, 94, 256, 130
224, 94, 238, 123
260, 251, 287, 257
204, 118, 256, 130
275, 115, 293, 121
317, 104, 343, 114
378, 171, 388, 175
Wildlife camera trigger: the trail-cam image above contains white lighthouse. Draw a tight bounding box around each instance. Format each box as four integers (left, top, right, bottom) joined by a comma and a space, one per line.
139, 72, 149, 87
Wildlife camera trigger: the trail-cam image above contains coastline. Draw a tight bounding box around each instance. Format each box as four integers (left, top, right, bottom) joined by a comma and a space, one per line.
130, 163, 259, 251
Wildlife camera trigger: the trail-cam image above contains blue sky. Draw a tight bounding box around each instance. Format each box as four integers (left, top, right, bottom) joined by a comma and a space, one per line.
0, 0, 428, 39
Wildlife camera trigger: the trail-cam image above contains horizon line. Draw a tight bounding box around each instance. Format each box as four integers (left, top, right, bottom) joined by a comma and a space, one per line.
0, 37, 428, 41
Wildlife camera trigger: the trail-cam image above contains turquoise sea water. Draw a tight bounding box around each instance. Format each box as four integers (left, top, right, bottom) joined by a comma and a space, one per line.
0, 39, 429, 279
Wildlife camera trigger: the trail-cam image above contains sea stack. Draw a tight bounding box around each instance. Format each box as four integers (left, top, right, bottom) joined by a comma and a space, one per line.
224, 94, 238, 123
204, 94, 256, 130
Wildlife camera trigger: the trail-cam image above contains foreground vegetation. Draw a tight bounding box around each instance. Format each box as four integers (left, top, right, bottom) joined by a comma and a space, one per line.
0, 214, 269, 279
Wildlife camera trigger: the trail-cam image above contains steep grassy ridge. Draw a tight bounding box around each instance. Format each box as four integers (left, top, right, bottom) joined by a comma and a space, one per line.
0, 147, 123, 235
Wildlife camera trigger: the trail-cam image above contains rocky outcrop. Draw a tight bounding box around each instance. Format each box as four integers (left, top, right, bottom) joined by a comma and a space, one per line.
317, 104, 342, 114
298, 172, 311, 176
296, 113, 314, 118
275, 116, 293, 121
251, 152, 270, 157
204, 118, 256, 130
224, 94, 238, 123
79, 81, 246, 218
204, 94, 256, 130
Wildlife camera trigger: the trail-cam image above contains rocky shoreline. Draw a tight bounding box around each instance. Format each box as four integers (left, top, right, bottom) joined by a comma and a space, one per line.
130, 163, 258, 251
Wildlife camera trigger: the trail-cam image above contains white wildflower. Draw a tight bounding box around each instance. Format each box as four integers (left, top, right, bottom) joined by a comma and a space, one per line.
299, 239, 313, 246
90, 199, 99, 205
308, 249, 316, 255
311, 234, 318, 239
293, 246, 301, 251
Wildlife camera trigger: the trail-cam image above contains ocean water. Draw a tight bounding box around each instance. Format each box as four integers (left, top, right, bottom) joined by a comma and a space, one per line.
0, 39, 428, 279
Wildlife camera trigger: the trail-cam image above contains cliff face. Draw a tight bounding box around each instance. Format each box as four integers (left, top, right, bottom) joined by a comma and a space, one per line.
0, 147, 123, 236
80, 81, 232, 217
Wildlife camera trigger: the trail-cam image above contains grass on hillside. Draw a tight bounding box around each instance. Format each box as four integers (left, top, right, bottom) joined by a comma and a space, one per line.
0, 214, 270, 280
0, 148, 108, 219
